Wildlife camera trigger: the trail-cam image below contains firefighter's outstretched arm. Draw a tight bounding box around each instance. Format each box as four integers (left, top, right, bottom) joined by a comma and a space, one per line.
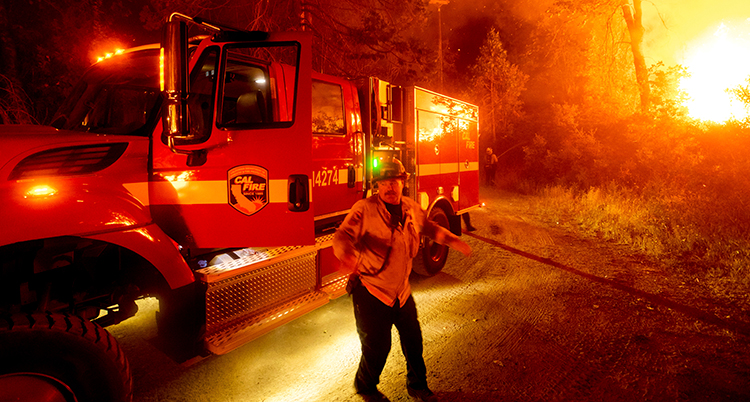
426, 221, 472, 257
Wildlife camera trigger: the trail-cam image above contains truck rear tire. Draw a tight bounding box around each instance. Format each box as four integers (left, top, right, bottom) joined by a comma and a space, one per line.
412, 207, 450, 276
0, 313, 132, 402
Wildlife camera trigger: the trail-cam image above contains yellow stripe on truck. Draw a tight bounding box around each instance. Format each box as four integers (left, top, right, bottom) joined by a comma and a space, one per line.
460, 161, 479, 172
131, 179, 304, 206
418, 162, 478, 176
123, 182, 149, 206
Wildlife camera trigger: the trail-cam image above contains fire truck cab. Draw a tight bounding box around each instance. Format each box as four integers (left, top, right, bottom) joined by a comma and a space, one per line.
0, 14, 478, 402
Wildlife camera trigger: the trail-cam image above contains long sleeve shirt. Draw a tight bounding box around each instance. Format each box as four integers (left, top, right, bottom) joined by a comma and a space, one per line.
333, 194, 440, 307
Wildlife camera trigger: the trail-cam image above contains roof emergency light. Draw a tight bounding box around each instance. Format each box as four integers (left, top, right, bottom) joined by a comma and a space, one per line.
96, 48, 124, 63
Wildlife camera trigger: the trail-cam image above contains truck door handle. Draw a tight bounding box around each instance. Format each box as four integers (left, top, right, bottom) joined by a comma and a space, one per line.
288, 174, 310, 212
347, 166, 356, 188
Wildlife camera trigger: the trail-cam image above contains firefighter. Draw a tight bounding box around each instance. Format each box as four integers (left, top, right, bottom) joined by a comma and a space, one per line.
333, 158, 472, 402
484, 147, 498, 186
462, 213, 477, 232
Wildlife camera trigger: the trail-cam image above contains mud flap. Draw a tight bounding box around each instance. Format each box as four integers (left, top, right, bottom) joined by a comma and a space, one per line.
155, 281, 207, 363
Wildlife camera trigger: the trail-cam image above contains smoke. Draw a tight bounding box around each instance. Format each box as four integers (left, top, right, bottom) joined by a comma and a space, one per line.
437, 0, 546, 76
440, 0, 750, 69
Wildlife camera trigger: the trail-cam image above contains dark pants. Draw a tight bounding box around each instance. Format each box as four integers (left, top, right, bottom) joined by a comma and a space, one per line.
352, 284, 428, 393
462, 213, 475, 230
484, 165, 496, 185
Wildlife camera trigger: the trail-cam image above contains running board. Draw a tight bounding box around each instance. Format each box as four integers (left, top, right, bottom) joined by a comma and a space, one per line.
195, 244, 328, 355
204, 291, 328, 355
320, 274, 348, 299
316, 233, 349, 299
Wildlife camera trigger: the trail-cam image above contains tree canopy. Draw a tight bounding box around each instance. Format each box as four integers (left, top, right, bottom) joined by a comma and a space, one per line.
3, 0, 750, 195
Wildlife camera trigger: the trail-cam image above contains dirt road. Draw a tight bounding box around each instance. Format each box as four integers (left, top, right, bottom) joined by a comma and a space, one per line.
111, 189, 750, 401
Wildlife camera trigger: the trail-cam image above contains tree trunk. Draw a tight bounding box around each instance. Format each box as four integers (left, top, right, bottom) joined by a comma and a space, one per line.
490, 80, 496, 145
622, 0, 650, 113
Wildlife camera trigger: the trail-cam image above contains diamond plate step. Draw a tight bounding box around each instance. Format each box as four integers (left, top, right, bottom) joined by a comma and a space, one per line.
196, 244, 325, 355
204, 291, 329, 355
320, 274, 349, 299
195, 234, 347, 355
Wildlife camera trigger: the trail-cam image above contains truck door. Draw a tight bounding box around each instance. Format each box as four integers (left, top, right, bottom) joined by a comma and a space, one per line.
151, 33, 314, 250
414, 88, 459, 200
310, 75, 363, 227
457, 112, 480, 210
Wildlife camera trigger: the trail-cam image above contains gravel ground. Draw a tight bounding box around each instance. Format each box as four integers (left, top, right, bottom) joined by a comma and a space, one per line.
110, 189, 750, 402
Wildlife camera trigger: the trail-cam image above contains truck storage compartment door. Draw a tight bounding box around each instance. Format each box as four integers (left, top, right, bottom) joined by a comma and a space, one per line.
414, 87, 459, 200
457, 107, 480, 211
151, 33, 314, 249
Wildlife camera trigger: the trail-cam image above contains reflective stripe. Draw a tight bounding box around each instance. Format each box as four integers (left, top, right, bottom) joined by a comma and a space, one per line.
418, 163, 441, 176
152, 180, 226, 204
460, 161, 479, 172
418, 162, 479, 177
123, 182, 150, 206
338, 168, 348, 184
268, 179, 290, 203
141, 179, 299, 205
336, 167, 364, 184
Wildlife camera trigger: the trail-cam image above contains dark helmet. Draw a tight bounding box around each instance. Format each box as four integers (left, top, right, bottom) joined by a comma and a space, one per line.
373, 157, 408, 182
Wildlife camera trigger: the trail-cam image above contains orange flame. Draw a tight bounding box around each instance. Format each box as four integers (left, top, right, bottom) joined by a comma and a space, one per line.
678, 21, 750, 122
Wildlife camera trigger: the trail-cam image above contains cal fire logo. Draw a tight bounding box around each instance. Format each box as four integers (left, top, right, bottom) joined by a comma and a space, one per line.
228, 165, 269, 216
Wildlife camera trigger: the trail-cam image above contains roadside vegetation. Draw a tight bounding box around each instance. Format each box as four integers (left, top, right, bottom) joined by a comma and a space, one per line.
493, 95, 750, 301
527, 180, 750, 301
460, 2, 750, 302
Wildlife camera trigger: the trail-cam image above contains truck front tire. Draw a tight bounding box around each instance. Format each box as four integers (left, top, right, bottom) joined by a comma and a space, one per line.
0, 313, 132, 402
413, 207, 450, 276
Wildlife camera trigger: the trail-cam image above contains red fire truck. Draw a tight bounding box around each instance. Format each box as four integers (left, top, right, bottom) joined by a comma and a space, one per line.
0, 14, 479, 402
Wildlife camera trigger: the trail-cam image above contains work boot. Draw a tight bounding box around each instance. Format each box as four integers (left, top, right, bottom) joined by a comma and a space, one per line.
407, 385, 438, 402
357, 392, 390, 402
355, 379, 389, 401
356, 388, 389, 402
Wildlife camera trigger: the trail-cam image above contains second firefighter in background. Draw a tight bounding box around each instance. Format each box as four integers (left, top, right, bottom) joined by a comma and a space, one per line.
333, 158, 472, 401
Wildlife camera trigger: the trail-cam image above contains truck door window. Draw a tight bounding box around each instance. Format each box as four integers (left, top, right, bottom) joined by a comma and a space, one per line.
312, 80, 345, 135
218, 43, 300, 128
185, 47, 219, 143
220, 61, 269, 124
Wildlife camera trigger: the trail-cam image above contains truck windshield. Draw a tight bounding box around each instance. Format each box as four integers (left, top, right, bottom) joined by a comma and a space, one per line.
51, 49, 161, 136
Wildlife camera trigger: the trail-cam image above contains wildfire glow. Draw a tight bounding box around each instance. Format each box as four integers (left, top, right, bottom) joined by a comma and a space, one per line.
678, 21, 750, 122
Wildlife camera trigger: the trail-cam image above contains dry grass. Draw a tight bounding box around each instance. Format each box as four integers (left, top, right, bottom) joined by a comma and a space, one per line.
528, 183, 750, 300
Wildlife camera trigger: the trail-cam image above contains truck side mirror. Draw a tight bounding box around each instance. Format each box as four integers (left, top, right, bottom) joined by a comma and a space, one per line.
161, 19, 191, 140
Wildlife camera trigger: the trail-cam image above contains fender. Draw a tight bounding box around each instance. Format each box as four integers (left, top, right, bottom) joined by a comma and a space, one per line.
0, 130, 152, 246
86, 223, 194, 289
0, 128, 193, 289
427, 195, 461, 236
423, 194, 455, 218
